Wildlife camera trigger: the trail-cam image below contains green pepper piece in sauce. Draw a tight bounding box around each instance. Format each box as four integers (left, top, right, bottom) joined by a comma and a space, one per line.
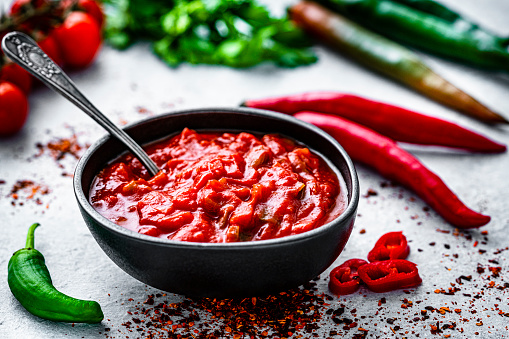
8, 223, 104, 323
315, 0, 509, 71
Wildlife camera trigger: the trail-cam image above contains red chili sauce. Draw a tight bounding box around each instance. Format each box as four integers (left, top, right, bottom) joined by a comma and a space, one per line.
90, 128, 347, 243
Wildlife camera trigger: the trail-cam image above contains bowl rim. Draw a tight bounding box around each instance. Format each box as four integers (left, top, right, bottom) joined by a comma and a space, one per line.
73, 107, 359, 250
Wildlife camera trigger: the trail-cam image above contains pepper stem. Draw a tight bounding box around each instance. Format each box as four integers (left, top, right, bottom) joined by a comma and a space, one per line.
25, 223, 40, 249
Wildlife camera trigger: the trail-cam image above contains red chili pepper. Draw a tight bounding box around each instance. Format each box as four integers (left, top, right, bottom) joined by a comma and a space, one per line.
294, 111, 490, 228
329, 258, 368, 295
243, 92, 506, 153
357, 259, 422, 293
368, 231, 409, 262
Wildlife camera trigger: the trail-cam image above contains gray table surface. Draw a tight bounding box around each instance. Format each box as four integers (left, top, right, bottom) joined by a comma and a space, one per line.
1, 0, 508, 338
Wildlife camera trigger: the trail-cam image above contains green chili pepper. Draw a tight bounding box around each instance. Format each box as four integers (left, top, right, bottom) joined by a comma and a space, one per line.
289, 1, 508, 124
390, 0, 462, 22
8, 223, 104, 323
315, 0, 509, 71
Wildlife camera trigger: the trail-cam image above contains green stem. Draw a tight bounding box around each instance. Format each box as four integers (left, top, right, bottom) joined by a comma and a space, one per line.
25, 223, 40, 249
0, 1, 69, 33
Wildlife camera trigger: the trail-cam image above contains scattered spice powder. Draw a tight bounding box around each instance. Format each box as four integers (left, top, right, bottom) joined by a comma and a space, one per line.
34, 133, 90, 176
36, 134, 88, 162
363, 188, 378, 198
119, 281, 328, 338
136, 106, 154, 116
9, 180, 51, 206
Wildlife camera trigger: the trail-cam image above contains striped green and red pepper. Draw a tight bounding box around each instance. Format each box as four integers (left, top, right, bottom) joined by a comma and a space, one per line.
288, 1, 508, 124
316, 0, 509, 71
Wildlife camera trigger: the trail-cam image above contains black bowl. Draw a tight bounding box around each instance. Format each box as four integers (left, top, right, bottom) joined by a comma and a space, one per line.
74, 108, 359, 298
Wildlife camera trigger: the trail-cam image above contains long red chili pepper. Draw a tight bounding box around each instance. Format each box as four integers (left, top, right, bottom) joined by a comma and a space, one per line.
328, 258, 367, 295
294, 111, 490, 228
243, 92, 506, 153
357, 259, 422, 293
367, 231, 409, 262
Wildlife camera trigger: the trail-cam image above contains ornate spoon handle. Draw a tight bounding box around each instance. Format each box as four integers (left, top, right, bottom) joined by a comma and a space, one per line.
1, 31, 160, 177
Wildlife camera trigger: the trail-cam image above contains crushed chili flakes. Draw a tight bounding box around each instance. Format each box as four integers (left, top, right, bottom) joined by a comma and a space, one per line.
34, 133, 89, 174
363, 188, 378, 197
488, 266, 502, 278
136, 106, 154, 116
36, 134, 86, 161
121, 281, 327, 338
9, 180, 50, 206
401, 299, 413, 309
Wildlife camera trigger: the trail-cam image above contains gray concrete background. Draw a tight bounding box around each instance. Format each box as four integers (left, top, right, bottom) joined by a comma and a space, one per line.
0, 0, 508, 338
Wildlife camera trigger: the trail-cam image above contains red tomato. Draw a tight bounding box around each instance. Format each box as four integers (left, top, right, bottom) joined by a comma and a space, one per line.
78, 0, 104, 27
53, 11, 102, 68
0, 64, 32, 94
0, 82, 29, 136
38, 34, 64, 66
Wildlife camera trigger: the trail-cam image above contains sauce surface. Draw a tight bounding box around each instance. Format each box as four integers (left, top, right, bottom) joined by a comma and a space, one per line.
90, 128, 346, 243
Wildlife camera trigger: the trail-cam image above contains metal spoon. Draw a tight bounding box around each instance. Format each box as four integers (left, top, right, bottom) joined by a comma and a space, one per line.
1, 31, 160, 177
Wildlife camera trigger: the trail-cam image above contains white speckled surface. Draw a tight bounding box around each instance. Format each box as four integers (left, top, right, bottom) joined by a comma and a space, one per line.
1, 0, 508, 338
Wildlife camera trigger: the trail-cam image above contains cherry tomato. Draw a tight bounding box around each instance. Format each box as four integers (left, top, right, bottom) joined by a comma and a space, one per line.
0, 82, 29, 136
0, 64, 32, 94
78, 0, 104, 28
53, 11, 101, 68
38, 34, 64, 66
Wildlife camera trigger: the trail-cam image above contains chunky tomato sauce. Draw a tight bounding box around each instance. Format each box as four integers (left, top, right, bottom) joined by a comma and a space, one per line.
90, 128, 346, 243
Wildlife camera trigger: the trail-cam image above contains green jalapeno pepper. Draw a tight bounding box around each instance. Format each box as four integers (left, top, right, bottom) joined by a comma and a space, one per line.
8, 223, 104, 323
315, 0, 509, 71
390, 0, 462, 23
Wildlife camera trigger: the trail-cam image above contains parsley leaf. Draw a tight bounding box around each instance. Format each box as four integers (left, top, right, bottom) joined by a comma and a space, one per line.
103, 0, 317, 68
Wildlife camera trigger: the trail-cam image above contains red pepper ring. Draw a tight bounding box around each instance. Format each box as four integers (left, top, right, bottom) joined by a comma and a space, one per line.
358, 259, 422, 293
329, 259, 368, 295
367, 231, 410, 262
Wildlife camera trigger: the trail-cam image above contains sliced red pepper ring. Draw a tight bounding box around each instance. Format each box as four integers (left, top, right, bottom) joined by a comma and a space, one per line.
329, 258, 368, 295
358, 259, 422, 293
367, 231, 410, 262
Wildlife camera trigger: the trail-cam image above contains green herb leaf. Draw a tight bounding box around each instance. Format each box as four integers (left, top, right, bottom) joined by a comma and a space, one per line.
104, 0, 317, 68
